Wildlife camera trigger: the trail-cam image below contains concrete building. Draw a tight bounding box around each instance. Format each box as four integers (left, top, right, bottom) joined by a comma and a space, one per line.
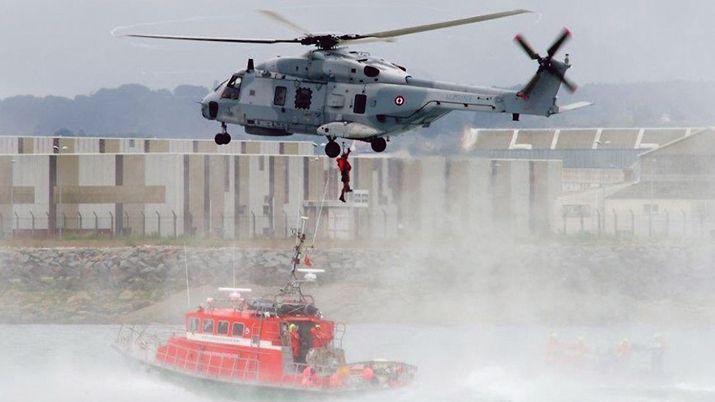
605, 128, 715, 237
552, 129, 715, 237
467, 127, 700, 192
0, 136, 563, 240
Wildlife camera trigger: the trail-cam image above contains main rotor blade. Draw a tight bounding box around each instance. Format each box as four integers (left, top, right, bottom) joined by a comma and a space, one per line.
354, 9, 531, 40
514, 34, 540, 60
547, 28, 571, 57
258, 10, 312, 35
341, 36, 397, 45
125, 33, 301, 44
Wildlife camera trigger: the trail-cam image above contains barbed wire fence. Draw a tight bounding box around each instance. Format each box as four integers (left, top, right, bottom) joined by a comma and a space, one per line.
560, 207, 715, 239
0, 208, 398, 241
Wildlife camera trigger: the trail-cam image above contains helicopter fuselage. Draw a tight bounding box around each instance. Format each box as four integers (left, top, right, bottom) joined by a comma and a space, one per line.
200, 48, 576, 154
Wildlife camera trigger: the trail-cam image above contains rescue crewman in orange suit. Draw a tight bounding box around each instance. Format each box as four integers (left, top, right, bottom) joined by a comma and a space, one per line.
337, 147, 352, 203
289, 324, 301, 361
310, 324, 328, 348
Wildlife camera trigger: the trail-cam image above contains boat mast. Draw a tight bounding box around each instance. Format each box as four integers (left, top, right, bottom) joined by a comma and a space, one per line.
282, 216, 309, 300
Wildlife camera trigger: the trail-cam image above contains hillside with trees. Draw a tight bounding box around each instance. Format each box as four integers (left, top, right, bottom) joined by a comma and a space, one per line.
2, 81, 715, 147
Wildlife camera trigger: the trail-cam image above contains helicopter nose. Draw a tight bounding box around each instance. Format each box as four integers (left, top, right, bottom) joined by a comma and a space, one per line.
201, 93, 219, 120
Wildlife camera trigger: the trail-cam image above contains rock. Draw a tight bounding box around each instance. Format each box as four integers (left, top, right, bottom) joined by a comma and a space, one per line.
118, 289, 134, 301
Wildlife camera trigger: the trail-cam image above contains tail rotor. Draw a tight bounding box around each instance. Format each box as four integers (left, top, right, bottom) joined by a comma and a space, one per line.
514, 29, 577, 98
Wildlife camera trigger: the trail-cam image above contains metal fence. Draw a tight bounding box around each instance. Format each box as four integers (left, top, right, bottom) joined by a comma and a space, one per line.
561, 209, 715, 238
0, 209, 398, 241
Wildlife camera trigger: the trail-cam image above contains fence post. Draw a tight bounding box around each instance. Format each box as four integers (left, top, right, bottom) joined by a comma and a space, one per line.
155, 210, 161, 237
109, 211, 114, 237
77, 212, 83, 232
613, 209, 618, 236
187, 212, 193, 236
124, 211, 129, 236
219, 213, 225, 239
595, 209, 601, 237
579, 209, 585, 233
30, 212, 35, 237
172, 210, 178, 238
93, 211, 99, 236
251, 211, 256, 238
629, 209, 635, 236
61, 213, 67, 238
140, 211, 146, 237
562, 209, 567, 235
45, 212, 50, 238
284, 211, 288, 239
648, 209, 653, 237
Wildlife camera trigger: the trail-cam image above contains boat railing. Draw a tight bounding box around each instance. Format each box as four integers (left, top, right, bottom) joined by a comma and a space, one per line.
154, 341, 261, 383
332, 322, 346, 349
115, 325, 261, 383
115, 325, 180, 363
279, 361, 342, 389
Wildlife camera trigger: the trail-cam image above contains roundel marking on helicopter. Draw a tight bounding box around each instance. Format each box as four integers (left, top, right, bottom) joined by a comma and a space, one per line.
394, 95, 405, 106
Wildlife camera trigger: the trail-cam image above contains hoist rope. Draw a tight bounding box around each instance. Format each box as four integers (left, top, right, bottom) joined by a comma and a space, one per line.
311, 161, 331, 247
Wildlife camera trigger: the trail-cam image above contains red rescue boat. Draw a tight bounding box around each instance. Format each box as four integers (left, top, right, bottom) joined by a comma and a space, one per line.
114, 219, 416, 393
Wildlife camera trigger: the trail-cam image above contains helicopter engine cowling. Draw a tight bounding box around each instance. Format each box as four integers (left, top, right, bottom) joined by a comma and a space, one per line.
317, 122, 382, 139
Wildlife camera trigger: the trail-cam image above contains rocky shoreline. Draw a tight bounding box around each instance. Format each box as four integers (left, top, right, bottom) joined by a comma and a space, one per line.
1, 242, 714, 325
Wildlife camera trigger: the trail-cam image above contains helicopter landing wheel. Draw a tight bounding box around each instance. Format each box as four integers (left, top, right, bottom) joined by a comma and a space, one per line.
370, 137, 387, 153
214, 133, 231, 145
324, 141, 340, 158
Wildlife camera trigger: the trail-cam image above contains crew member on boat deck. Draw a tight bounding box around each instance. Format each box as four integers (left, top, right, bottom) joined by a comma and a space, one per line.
336, 146, 352, 203
289, 324, 301, 359
310, 324, 328, 348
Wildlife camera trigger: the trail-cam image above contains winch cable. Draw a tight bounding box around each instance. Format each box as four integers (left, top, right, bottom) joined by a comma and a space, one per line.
310, 164, 331, 248
310, 140, 356, 248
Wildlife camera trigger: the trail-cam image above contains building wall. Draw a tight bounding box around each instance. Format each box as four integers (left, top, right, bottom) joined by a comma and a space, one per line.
0, 147, 563, 239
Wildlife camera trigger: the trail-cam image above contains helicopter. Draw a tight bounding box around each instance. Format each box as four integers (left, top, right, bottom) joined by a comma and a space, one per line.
125, 9, 591, 157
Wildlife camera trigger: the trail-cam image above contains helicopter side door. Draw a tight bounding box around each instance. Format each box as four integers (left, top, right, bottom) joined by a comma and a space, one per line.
272, 78, 327, 133
237, 74, 327, 134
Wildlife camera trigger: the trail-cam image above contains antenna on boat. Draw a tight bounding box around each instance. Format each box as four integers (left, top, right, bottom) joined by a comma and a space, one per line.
297, 268, 325, 282
311, 170, 331, 247
290, 216, 310, 277
278, 215, 324, 301
183, 242, 191, 308
218, 287, 252, 308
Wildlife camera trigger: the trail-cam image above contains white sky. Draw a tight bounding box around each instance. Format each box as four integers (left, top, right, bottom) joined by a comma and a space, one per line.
1, 0, 713, 98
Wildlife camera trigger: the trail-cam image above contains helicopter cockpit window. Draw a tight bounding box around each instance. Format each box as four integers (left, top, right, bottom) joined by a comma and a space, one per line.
273, 86, 287, 106
214, 79, 228, 91
221, 75, 242, 100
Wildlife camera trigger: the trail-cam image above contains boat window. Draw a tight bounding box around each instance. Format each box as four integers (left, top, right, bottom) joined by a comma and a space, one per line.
217, 321, 229, 335
353, 94, 367, 114
188, 317, 199, 332
231, 322, 245, 337
202, 319, 214, 334
273, 86, 287, 106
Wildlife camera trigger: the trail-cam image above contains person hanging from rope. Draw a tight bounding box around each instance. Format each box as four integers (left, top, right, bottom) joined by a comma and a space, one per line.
337, 143, 352, 202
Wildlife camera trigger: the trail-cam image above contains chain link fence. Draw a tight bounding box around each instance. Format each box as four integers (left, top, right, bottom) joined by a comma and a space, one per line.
560, 208, 715, 239
0, 208, 398, 241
